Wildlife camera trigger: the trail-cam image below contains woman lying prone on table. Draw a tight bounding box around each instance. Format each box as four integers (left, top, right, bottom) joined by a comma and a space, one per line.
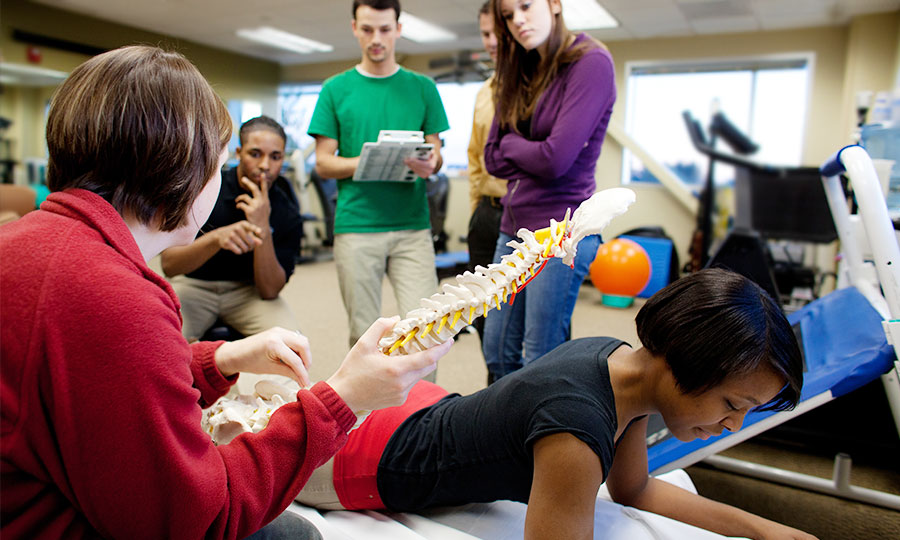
297, 269, 817, 540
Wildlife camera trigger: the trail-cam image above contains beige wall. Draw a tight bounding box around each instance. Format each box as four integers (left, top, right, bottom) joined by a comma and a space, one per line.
842, 12, 900, 136
0, 0, 282, 171
0, 85, 55, 173
282, 59, 357, 83
896, 16, 900, 87
280, 53, 466, 84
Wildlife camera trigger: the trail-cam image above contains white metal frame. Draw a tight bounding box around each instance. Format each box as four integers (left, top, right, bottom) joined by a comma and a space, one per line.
820, 145, 900, 432
692, 145, 900, 511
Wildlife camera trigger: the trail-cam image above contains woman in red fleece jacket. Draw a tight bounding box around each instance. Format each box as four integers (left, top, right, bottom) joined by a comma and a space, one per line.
0, 45, 450, 540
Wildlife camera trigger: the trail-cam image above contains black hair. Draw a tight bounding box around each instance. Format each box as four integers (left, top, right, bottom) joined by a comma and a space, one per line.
635, 268, 803, 411
238, 115, 286, 146
353, 0, 401, 20
479, 1, 491, 17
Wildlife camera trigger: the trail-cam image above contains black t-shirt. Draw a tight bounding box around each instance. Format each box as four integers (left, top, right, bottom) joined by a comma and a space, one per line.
187, 167, 301, 283
377, 337, 626, 512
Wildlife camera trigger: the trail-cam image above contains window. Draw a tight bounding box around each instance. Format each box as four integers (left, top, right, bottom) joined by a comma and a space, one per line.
623, 56, 812, 187
226, 99, 266, 155
278, 84, 322, 152
435, 81, 483, 176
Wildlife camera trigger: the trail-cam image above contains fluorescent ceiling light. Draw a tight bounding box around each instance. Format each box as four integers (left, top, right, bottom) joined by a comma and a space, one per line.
0, 63, 68, 79
399, 12, 457, 43
0, 63, 68, 86
562, 0, 618, 30
236, 26, 333, 54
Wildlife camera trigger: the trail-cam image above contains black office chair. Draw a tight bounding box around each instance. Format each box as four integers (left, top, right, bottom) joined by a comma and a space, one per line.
310, 170, 337, 247
199, 318, 244, 342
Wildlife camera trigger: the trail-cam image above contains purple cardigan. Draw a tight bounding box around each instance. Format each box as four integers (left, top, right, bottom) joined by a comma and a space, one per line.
485, 33, 616, 235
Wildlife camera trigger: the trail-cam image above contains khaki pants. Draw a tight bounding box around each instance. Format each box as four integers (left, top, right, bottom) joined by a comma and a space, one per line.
333, 229, 438, 342
294, 457, 345, 510
334, 229, 438, 382
172, 276, 300, 395
172, 276, 299, 341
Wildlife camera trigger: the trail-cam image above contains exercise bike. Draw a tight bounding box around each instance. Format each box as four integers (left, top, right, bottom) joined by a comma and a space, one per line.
682, 110, 837, 309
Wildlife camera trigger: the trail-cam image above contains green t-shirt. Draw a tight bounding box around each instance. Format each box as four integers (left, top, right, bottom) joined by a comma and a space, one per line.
308, 66, 449, 233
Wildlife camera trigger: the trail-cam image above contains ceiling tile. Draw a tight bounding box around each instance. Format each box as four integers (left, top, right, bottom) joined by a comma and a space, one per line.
21, 0, 900, 66
690, 15, 761, 34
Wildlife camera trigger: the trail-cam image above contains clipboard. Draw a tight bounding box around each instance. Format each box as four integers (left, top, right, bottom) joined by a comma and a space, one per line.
353, 130, 433, 182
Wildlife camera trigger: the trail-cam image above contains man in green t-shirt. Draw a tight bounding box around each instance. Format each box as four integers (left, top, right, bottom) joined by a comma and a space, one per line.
309, 0, 450, 354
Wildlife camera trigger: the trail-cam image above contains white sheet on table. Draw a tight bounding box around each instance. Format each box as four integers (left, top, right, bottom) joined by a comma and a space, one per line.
288, 469, 750, 539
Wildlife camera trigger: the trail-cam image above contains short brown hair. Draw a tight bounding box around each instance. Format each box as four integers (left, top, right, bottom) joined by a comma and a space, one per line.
46, 45, 232, 231
353, 0, 400, 20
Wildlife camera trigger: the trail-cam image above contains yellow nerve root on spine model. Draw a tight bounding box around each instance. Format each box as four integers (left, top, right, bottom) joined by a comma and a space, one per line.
203, 188, 635, 444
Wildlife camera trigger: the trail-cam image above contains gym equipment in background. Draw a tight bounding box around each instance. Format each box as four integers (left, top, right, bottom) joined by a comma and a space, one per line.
682, 110, 837, 309
589, 237, 651, 308
617, 228, 677, 298
683, 108, 759, 274
647, 144, 900, 511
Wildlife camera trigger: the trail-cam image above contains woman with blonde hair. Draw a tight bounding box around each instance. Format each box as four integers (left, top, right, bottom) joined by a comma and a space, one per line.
482, 0, 617, 381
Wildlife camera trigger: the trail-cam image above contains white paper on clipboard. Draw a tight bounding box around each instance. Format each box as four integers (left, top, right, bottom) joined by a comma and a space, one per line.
353, 130, 433, 182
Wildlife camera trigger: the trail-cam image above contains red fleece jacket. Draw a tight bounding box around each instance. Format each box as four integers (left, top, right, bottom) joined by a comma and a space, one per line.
0, 189, 356, 539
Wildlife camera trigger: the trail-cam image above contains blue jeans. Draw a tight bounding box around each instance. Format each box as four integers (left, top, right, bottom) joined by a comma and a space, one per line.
482, 232, 601, 379
244, 512, 322, 540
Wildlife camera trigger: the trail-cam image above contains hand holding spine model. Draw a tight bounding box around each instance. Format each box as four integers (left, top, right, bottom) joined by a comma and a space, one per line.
203, 188, 635, 443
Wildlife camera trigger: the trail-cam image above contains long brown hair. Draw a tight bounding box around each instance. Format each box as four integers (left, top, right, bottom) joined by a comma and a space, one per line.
491, 0, 598, 132
46, 46, 232, 231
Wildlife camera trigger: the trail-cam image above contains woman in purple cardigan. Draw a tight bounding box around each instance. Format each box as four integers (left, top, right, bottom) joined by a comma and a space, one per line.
482, 0, 616, 381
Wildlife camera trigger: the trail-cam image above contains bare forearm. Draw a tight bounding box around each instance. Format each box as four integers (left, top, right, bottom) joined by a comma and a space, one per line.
160, 234, 220, 276
315, 153, 358, 180
252, 234, 287, 299
433, 150, 443, 175
426, 134, 443, 175
629, 478, 794, 539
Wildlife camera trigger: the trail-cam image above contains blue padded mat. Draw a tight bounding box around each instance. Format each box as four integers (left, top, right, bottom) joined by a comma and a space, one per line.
647, 286, 895, 473
619, 235, 674, 298
435, 251, 469, 269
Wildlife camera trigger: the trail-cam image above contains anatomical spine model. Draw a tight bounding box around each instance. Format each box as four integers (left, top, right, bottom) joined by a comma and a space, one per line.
203, 188, 635, 443
378, 187, 636, 356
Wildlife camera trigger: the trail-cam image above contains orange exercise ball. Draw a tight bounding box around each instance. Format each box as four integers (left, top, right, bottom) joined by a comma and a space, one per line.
589, 238, 652, 307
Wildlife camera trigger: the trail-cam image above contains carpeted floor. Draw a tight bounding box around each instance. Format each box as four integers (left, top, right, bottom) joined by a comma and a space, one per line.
687, 464, 900, 539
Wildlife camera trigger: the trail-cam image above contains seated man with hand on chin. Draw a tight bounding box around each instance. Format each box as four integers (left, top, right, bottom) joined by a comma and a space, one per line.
162, 116, 302, 356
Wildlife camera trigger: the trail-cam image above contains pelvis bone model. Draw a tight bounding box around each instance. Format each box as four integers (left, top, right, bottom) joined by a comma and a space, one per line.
203, 188, 635, 444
